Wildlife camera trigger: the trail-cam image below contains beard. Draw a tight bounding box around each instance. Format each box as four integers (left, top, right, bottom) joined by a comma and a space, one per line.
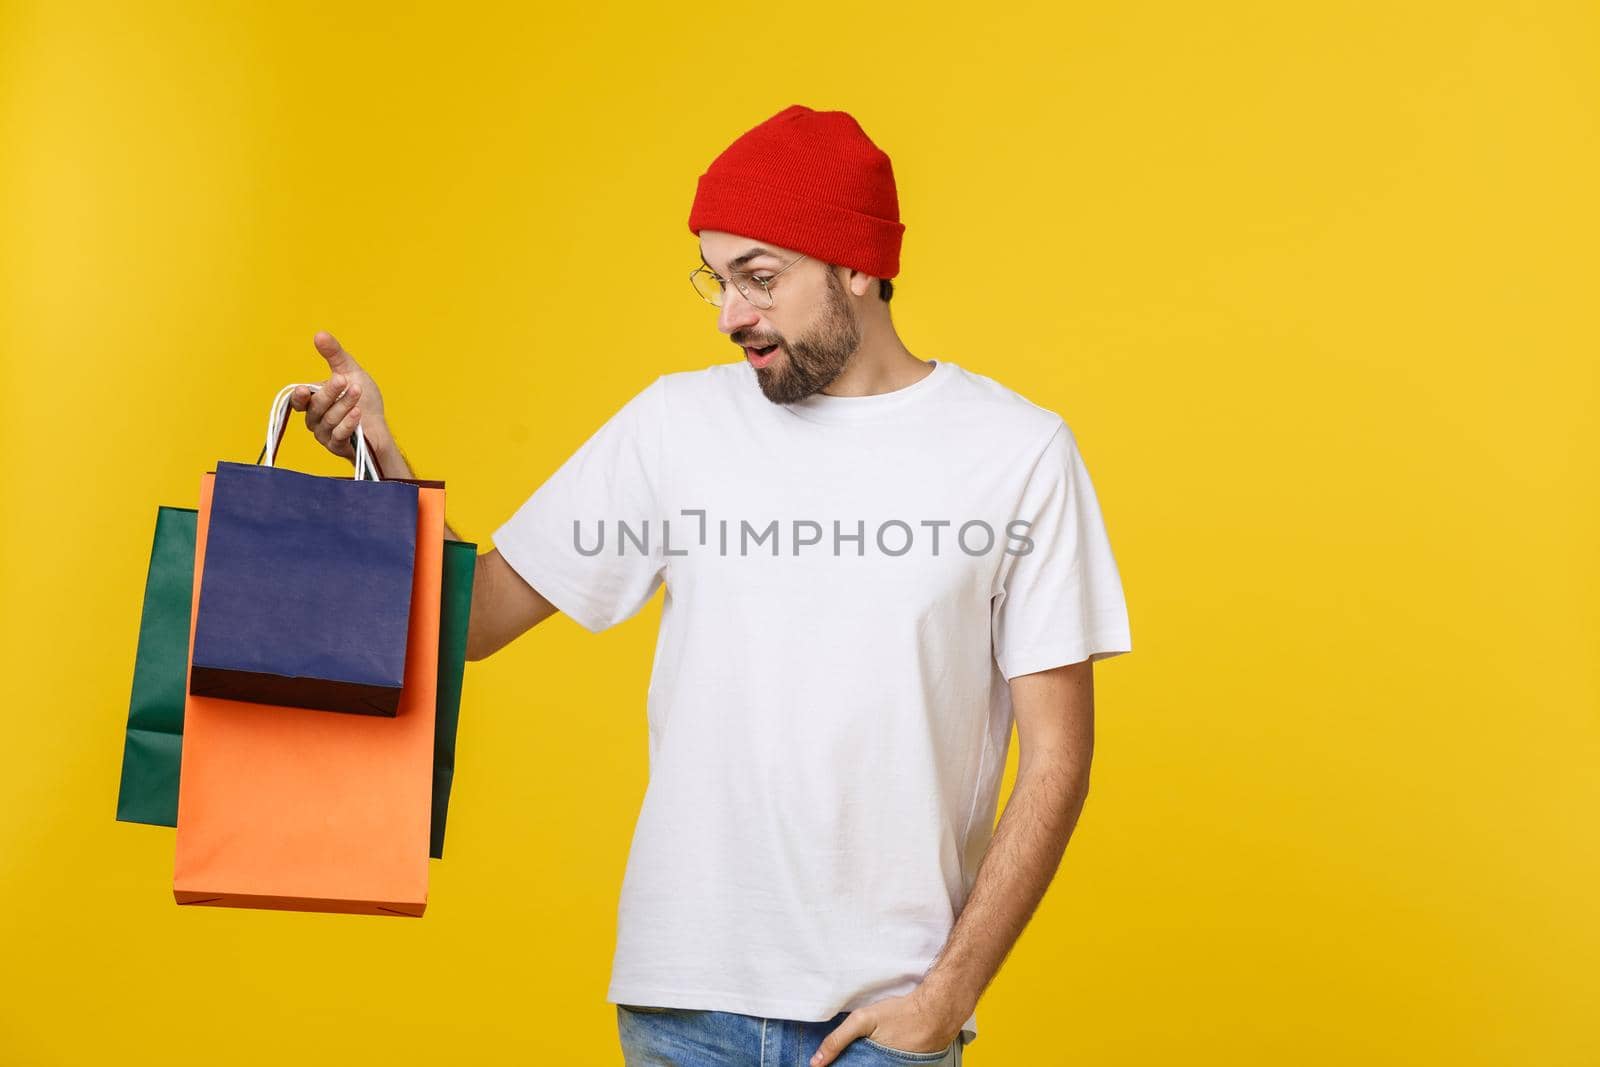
741, 269, 862, 405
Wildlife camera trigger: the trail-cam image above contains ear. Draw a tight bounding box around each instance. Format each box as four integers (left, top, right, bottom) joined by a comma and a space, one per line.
847, 268, 877, 299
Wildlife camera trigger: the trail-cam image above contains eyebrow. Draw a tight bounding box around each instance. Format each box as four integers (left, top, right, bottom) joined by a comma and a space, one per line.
699, 246, 783, 273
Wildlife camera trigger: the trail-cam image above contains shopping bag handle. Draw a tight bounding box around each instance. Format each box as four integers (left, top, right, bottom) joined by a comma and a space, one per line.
262, 383, 382, 481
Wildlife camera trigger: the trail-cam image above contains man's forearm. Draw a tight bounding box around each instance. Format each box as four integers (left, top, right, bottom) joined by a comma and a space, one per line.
375, 442, 463, 542
917, 751, 1090, 1027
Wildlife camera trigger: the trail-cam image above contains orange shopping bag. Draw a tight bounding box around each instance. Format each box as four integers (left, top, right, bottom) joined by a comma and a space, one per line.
173, 472, 444, 917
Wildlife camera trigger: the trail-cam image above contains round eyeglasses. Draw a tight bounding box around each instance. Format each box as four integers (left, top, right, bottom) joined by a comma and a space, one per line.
689, 254, 807, 310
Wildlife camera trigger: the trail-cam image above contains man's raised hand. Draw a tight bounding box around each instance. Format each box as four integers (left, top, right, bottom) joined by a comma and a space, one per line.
289, 331, 394, 465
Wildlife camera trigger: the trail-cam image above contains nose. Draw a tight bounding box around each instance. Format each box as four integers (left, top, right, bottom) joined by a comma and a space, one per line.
717, 286, 762, 337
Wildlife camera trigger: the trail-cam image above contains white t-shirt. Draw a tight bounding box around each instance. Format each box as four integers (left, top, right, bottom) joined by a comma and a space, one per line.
493, 357, 1132, 1047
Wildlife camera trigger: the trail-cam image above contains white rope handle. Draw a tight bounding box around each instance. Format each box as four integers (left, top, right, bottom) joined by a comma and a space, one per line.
264, 383, 379, 481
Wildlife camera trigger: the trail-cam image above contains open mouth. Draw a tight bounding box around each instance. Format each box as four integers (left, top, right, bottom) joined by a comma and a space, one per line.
744, 343, 780, 369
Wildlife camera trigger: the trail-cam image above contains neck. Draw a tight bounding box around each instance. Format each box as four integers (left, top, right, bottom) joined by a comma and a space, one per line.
821, 314, 930, 397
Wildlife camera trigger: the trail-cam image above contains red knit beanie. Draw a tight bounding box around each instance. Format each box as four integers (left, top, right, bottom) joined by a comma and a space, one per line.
688, 104, 904, 280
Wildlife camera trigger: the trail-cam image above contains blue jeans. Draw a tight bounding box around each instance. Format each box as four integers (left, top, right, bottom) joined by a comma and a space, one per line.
617, 1005, 964, 1066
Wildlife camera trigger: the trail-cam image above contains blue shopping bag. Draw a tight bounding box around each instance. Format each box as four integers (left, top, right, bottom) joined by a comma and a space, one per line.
188, 385, 421, 717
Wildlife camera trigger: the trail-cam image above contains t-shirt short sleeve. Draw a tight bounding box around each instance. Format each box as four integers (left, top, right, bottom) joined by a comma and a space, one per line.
991, 419, 1133, 681
493, 376, 668, 634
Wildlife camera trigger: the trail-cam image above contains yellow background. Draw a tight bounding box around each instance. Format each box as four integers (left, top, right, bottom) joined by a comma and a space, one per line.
1, 1, 1594, 1063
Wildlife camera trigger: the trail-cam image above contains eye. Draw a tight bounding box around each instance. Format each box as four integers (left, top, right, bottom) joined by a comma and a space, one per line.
751, 274, 776, 285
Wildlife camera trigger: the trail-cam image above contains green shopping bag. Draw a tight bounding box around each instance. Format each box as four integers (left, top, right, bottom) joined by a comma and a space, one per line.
431, 535, 475, 859
115, 506, 197, 827
115, 505, 477, 860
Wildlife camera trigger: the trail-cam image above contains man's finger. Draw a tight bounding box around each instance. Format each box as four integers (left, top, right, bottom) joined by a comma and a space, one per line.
329, 407, 361, 447
289, 385, 313, 412
306, 374, 346, 422
313, 331, 358, 376
319, 382, 360, 434
809, 1014, 873, 1066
